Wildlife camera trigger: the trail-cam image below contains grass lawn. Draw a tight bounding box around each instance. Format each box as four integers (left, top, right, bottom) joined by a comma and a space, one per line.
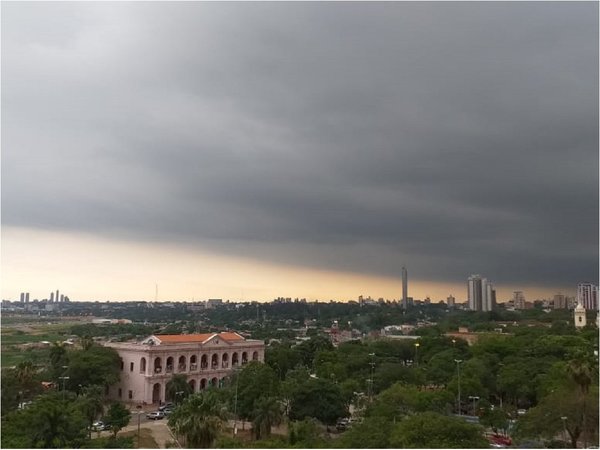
120, 428, 159, 448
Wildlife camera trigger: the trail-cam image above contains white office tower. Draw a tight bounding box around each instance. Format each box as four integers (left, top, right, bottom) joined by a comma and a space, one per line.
402, 267, 408, 309
577, 283, 598, 311
468, 275, 496, 311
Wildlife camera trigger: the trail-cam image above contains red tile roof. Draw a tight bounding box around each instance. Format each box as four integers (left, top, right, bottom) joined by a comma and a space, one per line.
155, 332, 245, 344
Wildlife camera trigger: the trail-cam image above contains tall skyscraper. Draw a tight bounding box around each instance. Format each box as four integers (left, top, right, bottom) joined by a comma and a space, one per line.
402, 267, 408, 309
56, 290, 60, 303
467, 274, 495, 311
20, 292, 25, 303
50, 292, 54, 302
577, 283, 598, 310
25, 293, 30, 303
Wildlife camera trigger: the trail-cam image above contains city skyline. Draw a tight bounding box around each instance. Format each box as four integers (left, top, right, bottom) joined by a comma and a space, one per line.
2, 3, 598, 302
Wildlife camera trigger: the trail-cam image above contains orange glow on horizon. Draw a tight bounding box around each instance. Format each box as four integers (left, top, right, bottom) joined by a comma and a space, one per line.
1, 226, 572, 303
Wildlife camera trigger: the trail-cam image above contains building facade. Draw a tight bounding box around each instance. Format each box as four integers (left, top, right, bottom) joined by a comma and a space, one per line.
577, 283, 598, 311
105, 332, 264, 405
574, 303, 587, 328
467, 275, 496, 312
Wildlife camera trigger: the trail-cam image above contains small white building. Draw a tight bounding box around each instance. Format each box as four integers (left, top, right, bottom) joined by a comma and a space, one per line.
105, 332, 264, 405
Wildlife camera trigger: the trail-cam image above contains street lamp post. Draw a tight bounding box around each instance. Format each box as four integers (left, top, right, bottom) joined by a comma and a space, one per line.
560, 416, 568, 445
414, 343, 420, 365
136, 405, 143, 448
368, 353, 375, 402
468, 396, 480, 416
454, 359, 463, 415
59, 376, 70, 401
233, 371, 239, 437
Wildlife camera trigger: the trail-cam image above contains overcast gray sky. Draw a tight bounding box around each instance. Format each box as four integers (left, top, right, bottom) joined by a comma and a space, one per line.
2, 2, 598, 301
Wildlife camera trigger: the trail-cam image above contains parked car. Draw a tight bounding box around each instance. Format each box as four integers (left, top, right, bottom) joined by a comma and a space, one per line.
336, 418, 350, 432
158, 403, 174, 412
163, 408, 173, 416
146, 411, 165, 420
91, 421, 107, 431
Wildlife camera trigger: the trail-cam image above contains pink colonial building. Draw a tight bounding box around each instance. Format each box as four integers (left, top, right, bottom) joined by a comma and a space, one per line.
105, 332, 265, 405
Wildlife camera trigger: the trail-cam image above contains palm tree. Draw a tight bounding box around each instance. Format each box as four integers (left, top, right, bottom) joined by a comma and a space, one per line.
166, 374, 192, 404
251, 396, 283, 440
168, 391, 227, 448
50, 341, 67, 378
15, 360, 37, 401
77, 385, 105, 438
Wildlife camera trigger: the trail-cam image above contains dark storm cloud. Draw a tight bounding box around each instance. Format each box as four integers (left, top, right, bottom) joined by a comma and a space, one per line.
2, 2, 598, 287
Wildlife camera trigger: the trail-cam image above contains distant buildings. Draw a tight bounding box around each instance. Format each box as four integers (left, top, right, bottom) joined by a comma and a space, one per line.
577, 283, 598, 311
553, 293, 568, 309
513, 291, 527, 310
402, 266, 408, 309
447, 295, 455, 308
467, 275, 496, 311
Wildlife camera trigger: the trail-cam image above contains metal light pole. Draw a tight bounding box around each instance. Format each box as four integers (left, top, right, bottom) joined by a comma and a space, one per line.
468, 396, 480, 416
414, 343, 420, 366
59, 376, 70, 401
136, 405, 143, 448
233, 370, 239, 437
560, 416, 568, 445
454, 359, 463, 415
368, 353, 375, 402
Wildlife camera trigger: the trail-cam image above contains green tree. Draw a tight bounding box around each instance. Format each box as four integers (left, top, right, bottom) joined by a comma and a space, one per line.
66, 345, 121, 390
236, 362, 279, 421
1, 392, 88, 448
335, 416, 393, 448
289, 377, 348, 426
166, 374, 193, 404
104, 402, 131, 438
77, 385, 105, 438
389, 411, 489, 448
480, 407, 510, 435
251, 396, 283, 440
49, 342, 68, 378
168, 391, 228, 448
517, 385, 599, 448
288, 418, 328, 448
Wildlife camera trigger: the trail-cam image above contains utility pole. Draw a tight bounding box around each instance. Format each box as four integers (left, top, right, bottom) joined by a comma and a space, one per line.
454, 359, 463, 415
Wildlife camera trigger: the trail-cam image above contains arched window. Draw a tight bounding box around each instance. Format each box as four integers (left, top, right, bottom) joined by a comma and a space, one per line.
201, 354, 208, 369
140, 357, 147, 373
154, 357, 162, 374
211, 354, 219, 369
178, 355, 187, 372
242, 352, 248, 365
200, 378, 207, 390
166, 356, 174, 373
189, 379, 196, 392
190, 355, 197, 371
222, 353, 229, 368
252, 351, 259, 361
232, 352, 239, 367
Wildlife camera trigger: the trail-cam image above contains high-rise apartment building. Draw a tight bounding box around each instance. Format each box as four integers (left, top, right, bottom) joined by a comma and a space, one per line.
513, 291, 526, 310
447, 295, 455, 308
577, 283, 598, 310
20, 293, 25, 303
553, 293, 568, 309
467, 275, 496, 311
25, 293, 29, 303
402, 267, 408, 309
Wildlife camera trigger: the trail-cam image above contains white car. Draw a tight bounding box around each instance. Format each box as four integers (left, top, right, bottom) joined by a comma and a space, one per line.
146, 411, 165, 420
